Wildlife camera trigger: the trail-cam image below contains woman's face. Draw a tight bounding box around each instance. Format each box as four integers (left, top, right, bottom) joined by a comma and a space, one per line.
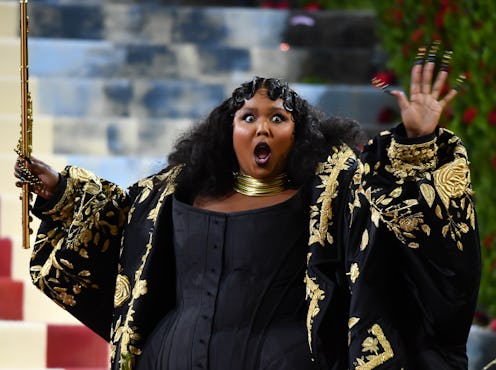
233, 89, 295, 179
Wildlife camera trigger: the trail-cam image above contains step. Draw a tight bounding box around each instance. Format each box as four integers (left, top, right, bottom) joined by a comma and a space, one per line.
26, 37, 381, 85
10, 76, 397, 126
0, 2, 17, 38
0, 189, 41, 238
26, 4, 377, 48
0, 236, 81, 323
0, 237, 12, 278
0, 77, 42, 116
0, 114, 56, 156
49, 116, 190, 157
0, 320, 47, 368
23, 4, 383, 84
0, 277, 23, 320
0, 37, 20, 77
25, 77, 227, 119
0, 321, 109, 369
27, 4, 288, 48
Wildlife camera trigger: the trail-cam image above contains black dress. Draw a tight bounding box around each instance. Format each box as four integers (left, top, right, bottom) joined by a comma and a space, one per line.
136, 191, 318, 370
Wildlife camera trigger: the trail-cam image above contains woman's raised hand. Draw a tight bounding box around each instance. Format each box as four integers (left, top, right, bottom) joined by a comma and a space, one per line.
389, 43, 461, 138
14, 156, 60, 200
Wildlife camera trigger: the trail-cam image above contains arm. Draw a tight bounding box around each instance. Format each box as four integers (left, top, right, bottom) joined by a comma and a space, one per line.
22, 161, 132, 340
347, 46, 480, 368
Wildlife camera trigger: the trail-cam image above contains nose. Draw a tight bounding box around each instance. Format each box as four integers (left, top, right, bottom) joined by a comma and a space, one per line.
256, 119, 270, 136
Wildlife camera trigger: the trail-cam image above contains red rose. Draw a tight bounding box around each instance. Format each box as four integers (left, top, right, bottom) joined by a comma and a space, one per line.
435, 8, 448, 28
483, 234, 494, 250
488, 109, 496, 126
276, 1, 290, 8
411, 28, 424, 43
462, 107, 477, 124
261, 1, 275, 8
391, 9, 403, 26
304, 3, 322, 11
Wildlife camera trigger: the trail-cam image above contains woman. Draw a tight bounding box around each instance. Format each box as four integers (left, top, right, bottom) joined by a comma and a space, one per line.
16, 47, 480, 369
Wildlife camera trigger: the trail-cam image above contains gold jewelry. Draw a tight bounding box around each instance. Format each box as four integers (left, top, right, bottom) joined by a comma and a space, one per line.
233, 172, 289, 196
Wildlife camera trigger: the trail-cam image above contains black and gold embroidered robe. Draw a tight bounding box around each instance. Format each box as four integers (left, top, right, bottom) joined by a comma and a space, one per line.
30, 125, 480, 369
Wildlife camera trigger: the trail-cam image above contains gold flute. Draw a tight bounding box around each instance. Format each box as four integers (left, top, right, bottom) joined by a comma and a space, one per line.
16, 0, 35, 249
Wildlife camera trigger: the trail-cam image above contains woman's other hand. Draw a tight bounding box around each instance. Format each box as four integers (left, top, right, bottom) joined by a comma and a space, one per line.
390, 42, 460, 138
14, 156, 60, 200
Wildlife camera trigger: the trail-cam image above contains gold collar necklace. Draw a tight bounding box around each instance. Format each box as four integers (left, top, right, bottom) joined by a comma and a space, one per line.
233, 172, 289, 197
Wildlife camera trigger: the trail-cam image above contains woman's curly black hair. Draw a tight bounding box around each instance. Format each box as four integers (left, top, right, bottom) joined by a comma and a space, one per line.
167, 77, 365, 202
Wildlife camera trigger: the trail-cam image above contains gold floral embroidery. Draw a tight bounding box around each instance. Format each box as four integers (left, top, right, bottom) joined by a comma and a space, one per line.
309, 146, 356, 247
304, 267, 325, 351
354, 324, 394, 370
365, 184, 428, 246
112, 166, 181, 369
386, 137, 438, 180
420, 183, 436, 208
360, 230, 369, 251
349, 317, 360, 329
348, 317, 360, 346
114, 274, 131, 308
347, 263, 360, 283
31, 166, 130, 311
433, 157, 470, 209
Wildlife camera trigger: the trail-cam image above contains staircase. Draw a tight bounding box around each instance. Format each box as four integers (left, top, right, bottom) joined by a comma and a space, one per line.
0, 1, 396, 368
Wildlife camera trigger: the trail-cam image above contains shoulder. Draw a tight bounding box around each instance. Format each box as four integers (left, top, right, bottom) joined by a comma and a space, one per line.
128, 165, 184, 200
314, 144, 360, 180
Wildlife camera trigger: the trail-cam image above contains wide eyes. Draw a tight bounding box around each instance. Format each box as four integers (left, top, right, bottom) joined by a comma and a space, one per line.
241, 113, 287, 124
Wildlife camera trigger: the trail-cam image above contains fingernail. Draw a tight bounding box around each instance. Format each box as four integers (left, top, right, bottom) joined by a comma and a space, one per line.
454, 74, 466, 91
427, 40, 441, 62
414, 47, 427, 65
440, 50, 453, 71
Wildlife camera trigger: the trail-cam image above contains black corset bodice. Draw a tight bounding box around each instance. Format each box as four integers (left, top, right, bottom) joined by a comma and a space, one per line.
137, 191, 317, 370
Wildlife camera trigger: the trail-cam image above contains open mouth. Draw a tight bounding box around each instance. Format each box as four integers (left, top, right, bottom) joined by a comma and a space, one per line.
254, 142, 271, 166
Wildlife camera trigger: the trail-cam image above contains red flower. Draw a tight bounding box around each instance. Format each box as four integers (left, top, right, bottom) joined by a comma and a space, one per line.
483, 234, 494, 250
435, 7, 448, 28
260, 1, 275, 7
304, 3, 323, 11
390, 9, 403, 26
411, 29, 424, 43
276, 1, 290, 8
462, 107, 477, 125
491, 319, 496, 332
488, 109, 496, 126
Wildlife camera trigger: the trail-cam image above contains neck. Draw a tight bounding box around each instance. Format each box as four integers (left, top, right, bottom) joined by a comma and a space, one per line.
233, 172, 289, 197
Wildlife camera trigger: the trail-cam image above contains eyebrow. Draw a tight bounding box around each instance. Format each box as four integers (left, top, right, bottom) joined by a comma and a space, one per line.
237, 106, 290, 114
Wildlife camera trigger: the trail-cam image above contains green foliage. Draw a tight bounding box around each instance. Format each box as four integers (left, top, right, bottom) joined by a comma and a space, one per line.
372, 0, 496, 316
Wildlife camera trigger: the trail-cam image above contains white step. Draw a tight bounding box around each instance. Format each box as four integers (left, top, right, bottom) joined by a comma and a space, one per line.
0, 320, 47, 368
0, 114, 56, 156
0, 2, 17, 38
0, 37, 19, 77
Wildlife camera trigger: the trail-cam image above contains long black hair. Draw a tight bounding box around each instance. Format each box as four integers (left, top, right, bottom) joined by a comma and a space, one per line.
167, 77, 365, 202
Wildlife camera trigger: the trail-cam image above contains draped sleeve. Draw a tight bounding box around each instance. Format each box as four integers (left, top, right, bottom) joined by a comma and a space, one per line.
30, 166, 132, 340
346, 124, 481, 369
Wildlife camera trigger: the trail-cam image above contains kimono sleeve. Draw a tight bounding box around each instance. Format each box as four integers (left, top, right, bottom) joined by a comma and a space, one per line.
30, 166, 132, 340
347, 125, 481, 368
